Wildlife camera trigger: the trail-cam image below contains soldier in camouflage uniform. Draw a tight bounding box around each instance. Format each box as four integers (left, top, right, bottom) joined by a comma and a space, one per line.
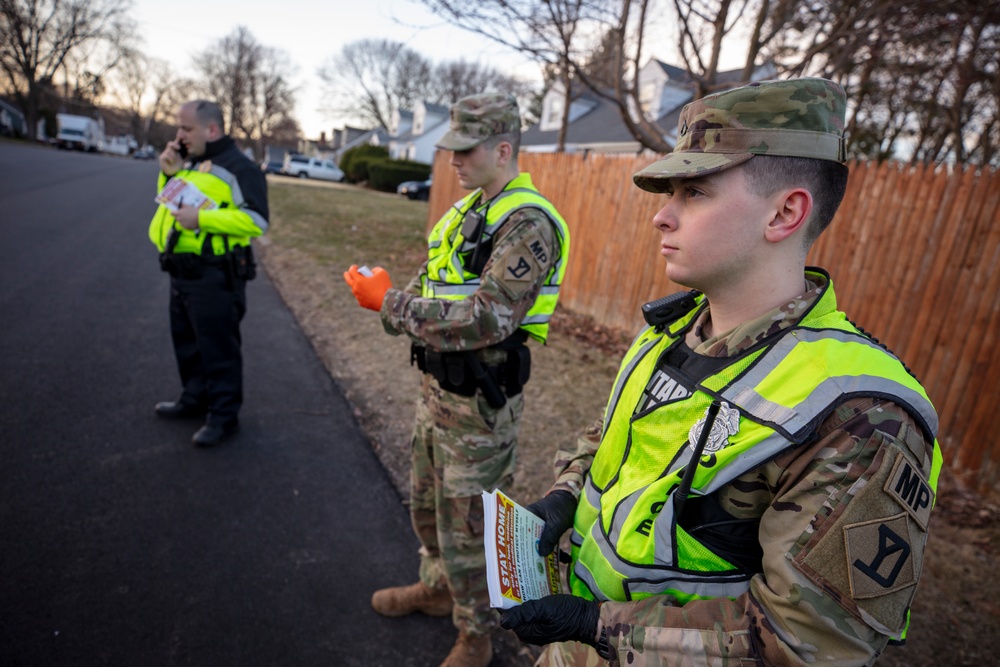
344, 93, 571, 667
499, 78, 941, 667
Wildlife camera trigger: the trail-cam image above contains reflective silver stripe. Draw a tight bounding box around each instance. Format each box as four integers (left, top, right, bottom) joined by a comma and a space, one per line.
207, 163, 269, 233
480, 188, 544, 233
521, 313, 552, 325
587, 513, 751, 599
209, 164, 243, 204
624, 576, 751, 599
572, 554, 607, 600
243, 209, 269, 232
427, 282, 479, 296
649, 490, 678, 562
721, 329, 938, 437
796, 375, 938, 436
602, 334, 661, 438
585, 474, 603, 505
539, 285, 561, 295
730, 386, 797, 425
607, 488, 646, 546
427, 278, 559, 303
447, 250, 464, 279
728, 329, 859, 390
700, 431, 792, 494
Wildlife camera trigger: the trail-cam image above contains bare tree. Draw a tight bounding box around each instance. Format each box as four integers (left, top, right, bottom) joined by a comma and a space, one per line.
669, 0, 788, 98
245, 46, 298, 152
111, 50, 175, 147
0, 0, 134, 139
418, 0, 598, 152
317, 38, 433, 130
192, 26, 299, 156
570, 0, 675, 153
416, 0, 776, 153
60, 23, 135, 106
421, 0, 998, 164
771, 0, 1000, 167
429, 59, 534, 107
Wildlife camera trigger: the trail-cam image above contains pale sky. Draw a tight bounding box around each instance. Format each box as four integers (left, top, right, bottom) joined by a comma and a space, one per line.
130, 0, 542, 138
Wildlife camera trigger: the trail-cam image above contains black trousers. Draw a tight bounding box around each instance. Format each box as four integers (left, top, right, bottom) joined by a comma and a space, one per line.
168, 264, 246, 426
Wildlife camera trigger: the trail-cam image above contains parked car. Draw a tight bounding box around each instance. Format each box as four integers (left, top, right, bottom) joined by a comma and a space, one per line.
132, 147, 157, 160
283, 155, 345, 182
260, 159, 284, 174
397, 178, 432, 201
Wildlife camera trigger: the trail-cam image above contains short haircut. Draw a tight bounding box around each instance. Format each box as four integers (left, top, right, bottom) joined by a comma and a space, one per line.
483, 131, 520, 158
189, 100, 226, 134
740, 156, 849, 247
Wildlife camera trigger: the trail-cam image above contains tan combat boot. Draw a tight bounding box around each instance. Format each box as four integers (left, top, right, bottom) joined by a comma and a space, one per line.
439, 632, 492, 667
370, 581, 453, 617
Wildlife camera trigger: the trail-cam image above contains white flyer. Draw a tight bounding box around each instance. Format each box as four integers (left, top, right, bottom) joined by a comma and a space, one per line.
482, 489, 562, 609
155, 177, 218, 212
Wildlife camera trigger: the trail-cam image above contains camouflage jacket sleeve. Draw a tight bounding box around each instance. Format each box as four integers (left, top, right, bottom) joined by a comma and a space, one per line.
599, 397, 937, 667
379, 208, 559, 351
400, 260, 426, 297
548, 417, 604, 498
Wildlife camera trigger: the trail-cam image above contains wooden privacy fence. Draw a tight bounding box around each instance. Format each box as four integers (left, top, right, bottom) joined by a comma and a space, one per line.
427, 151, 1000, 492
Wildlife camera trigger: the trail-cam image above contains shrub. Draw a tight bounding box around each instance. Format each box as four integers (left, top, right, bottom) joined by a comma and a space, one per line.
368, 160, 432, 193
340, 144, 389, 183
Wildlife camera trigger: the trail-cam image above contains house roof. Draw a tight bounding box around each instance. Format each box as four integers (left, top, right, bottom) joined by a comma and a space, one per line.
335, 127, 391, 155
395, 112, 450, 143
521, 60, 773, 151
422, 101, 449, 117
653, 60, 691, 82
0, 98, 25, 119
521, 91, 652, 146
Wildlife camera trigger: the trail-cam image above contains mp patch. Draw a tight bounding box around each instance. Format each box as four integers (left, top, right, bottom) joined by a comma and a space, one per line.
528, 236, 551, 267
844, 513, 916, 599
883, 453, 933, 531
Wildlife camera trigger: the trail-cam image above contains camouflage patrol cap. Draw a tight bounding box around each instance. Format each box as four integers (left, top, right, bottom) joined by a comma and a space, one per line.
634, 77, 847, 193
436, 93, 520, 151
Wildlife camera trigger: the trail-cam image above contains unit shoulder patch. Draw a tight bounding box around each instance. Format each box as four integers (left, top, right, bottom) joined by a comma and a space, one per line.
504, 254, 534, 281
844, 513, 916, 599
883, 453, 933, 531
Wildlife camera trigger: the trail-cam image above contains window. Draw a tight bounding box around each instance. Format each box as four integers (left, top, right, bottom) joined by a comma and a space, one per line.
640, 82, 657, 114
546, 98, 563, 125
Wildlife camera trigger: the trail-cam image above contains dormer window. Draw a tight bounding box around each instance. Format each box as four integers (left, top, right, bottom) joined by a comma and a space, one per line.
540, 95, 564, 132
640, 82, 657, 114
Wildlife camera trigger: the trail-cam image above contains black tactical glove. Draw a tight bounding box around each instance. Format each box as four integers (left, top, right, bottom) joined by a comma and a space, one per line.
499, 594, 602, 647
526, 490, 577, 557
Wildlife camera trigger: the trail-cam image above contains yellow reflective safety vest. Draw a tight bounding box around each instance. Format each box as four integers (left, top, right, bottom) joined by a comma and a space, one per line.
420, 173, 570, 343
149, 154, 266, 256
570, 270, 941, 608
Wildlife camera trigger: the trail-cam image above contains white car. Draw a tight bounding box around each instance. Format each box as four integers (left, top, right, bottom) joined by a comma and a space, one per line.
283, 155, 345, 182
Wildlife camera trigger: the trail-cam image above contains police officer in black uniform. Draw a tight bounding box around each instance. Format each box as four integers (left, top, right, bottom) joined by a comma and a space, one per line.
149, 100, 268, 447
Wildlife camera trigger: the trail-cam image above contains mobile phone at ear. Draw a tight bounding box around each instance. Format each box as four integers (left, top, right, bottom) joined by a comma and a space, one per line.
177, 143, 188, 159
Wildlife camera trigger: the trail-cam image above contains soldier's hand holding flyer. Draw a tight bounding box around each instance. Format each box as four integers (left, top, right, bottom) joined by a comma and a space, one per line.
482, 489, 562, 609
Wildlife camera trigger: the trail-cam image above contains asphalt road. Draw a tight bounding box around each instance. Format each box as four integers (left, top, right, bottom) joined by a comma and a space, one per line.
0, 143, 454, 666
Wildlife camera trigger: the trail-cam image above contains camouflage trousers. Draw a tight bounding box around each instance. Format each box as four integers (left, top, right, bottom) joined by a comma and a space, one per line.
535, 642, 605, 667
411, 374, 523, 636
